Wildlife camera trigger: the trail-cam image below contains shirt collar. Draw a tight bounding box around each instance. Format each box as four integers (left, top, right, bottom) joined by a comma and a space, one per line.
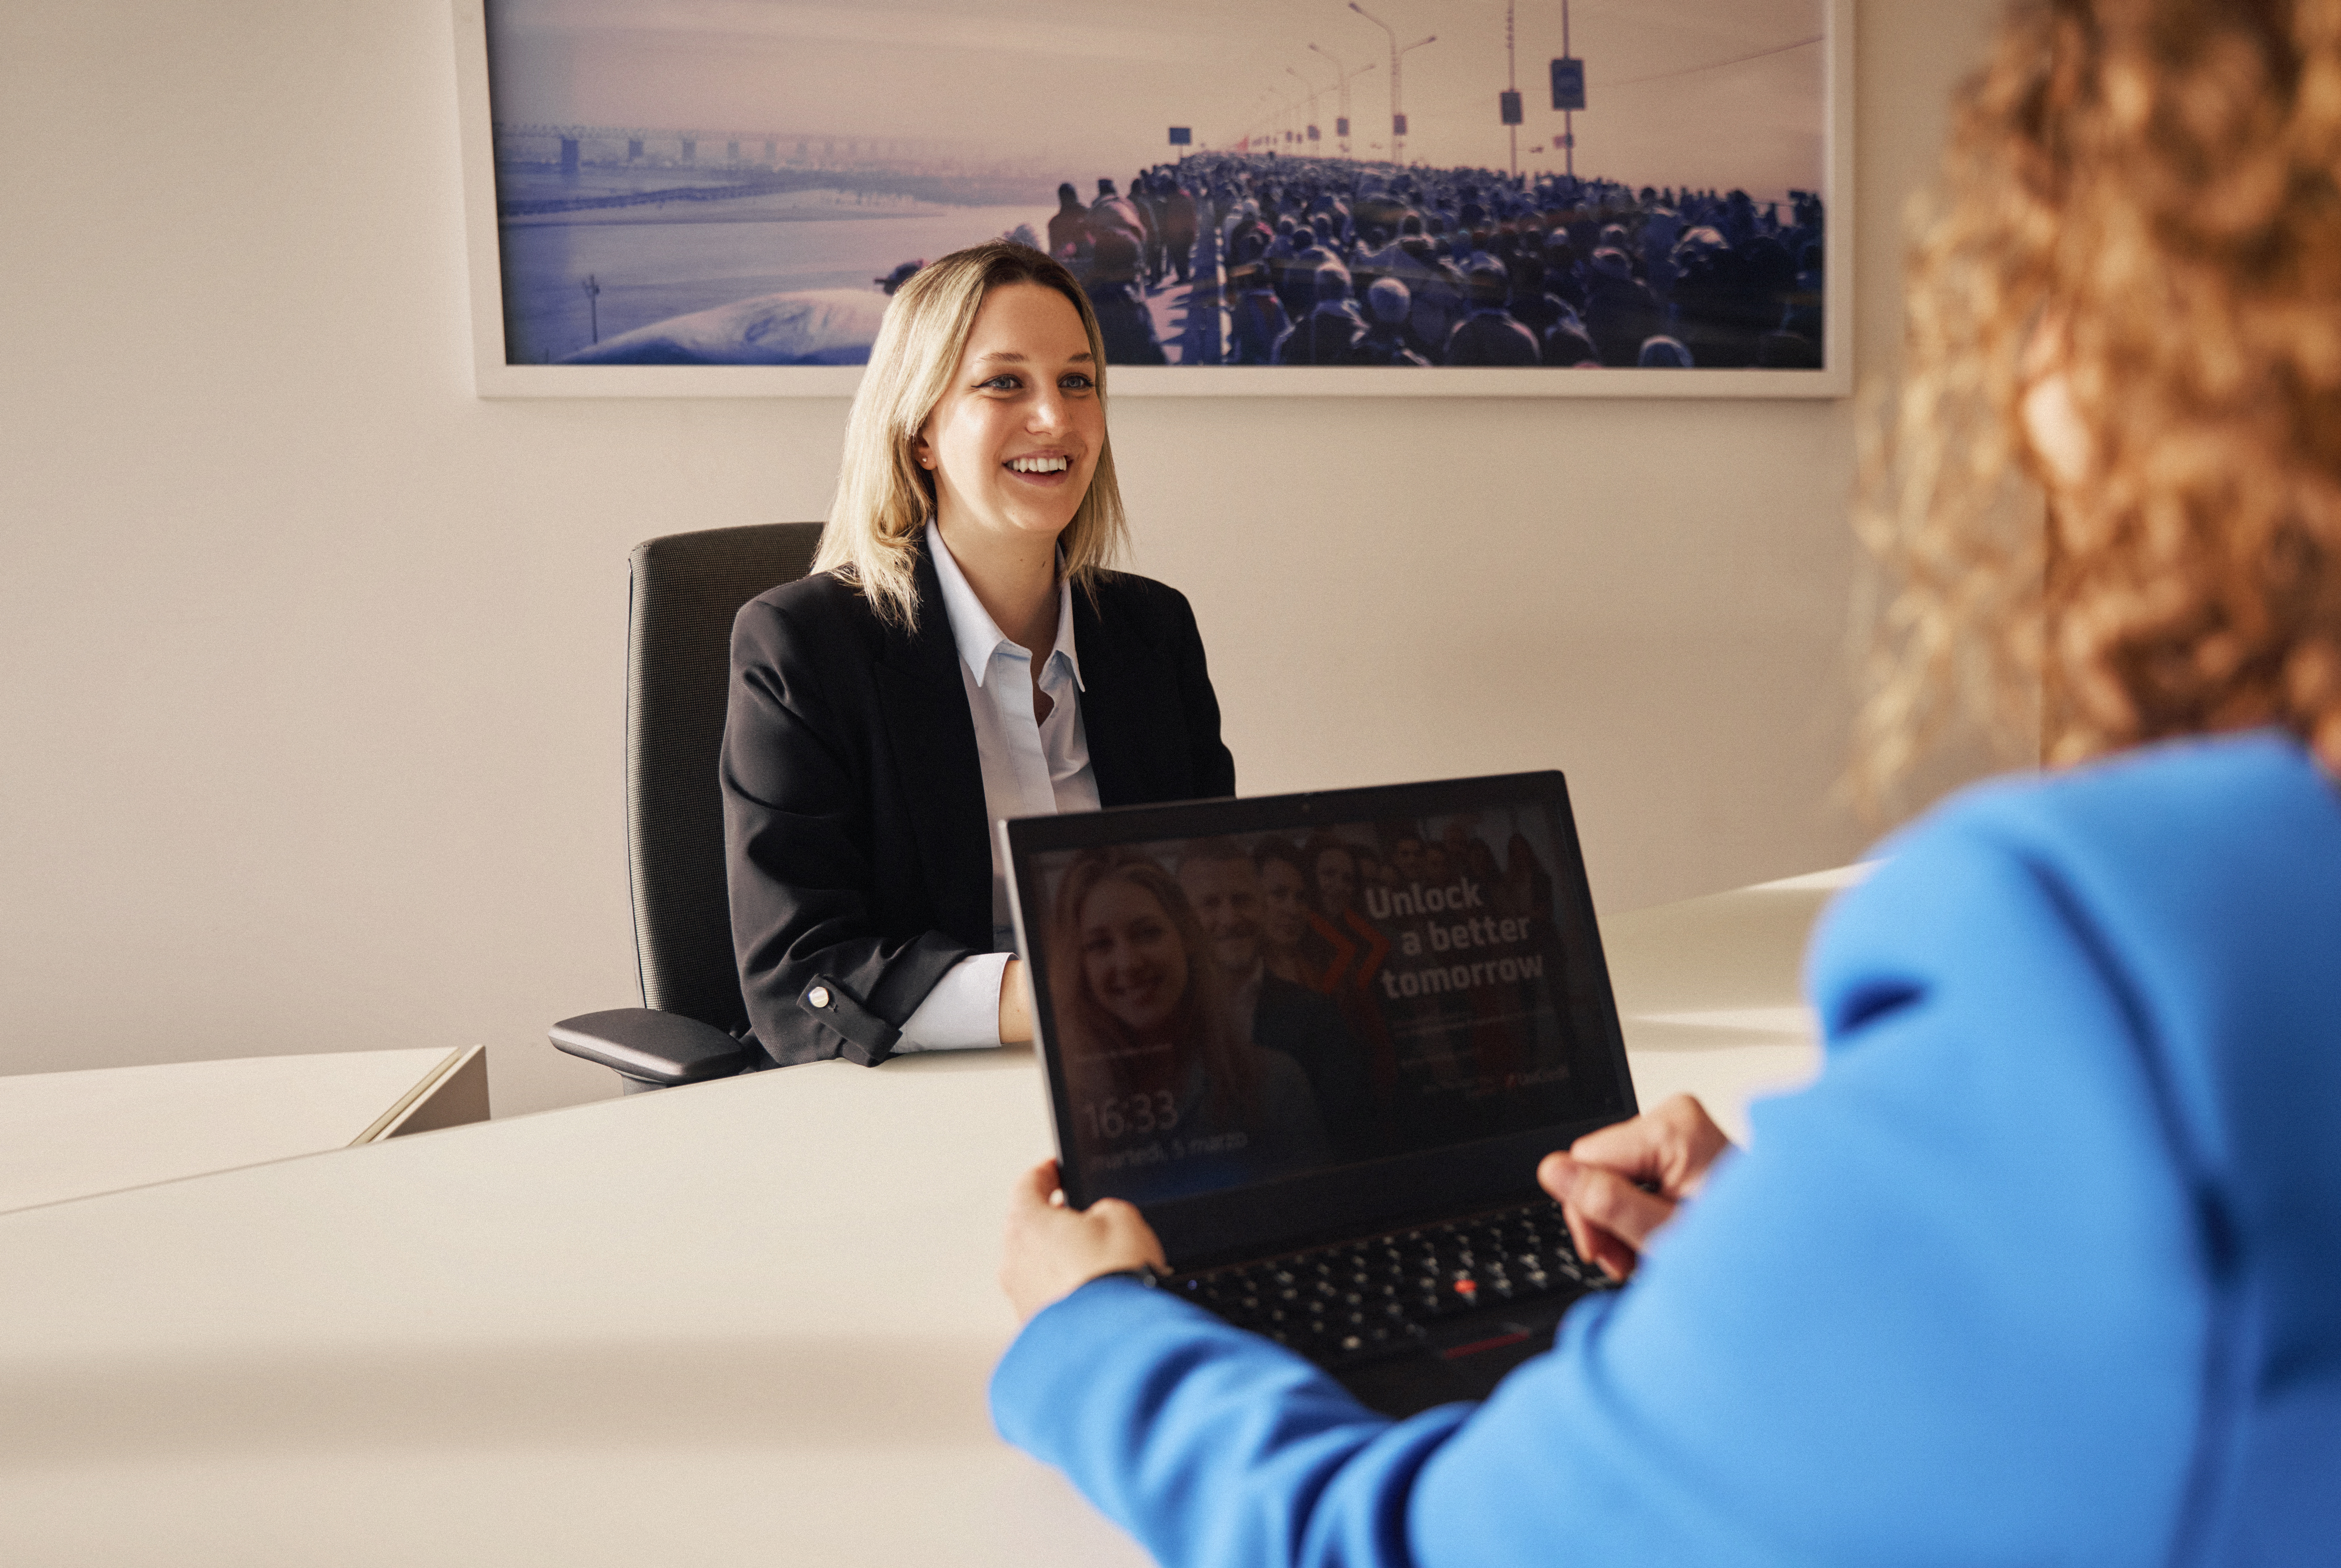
926, 520, 1083, 692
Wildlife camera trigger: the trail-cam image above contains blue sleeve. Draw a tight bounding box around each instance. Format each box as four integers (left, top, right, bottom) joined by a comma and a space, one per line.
993, 817, 2211, 1567
992, 1279, 1465, 1568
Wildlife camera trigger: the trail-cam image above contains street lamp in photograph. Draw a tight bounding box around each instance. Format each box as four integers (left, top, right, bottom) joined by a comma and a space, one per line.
1249, 89, 1285, 152
1347, 3, 1435, 166
1500, 0, 1523, 178
1269, 86, 1300, 151
1551, 0, 1586, 178
1306, 43, 1377, 158
1286, 65, 1323, 155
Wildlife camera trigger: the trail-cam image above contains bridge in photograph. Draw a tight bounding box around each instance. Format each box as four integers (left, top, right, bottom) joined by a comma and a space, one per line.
492, 122, 963, 175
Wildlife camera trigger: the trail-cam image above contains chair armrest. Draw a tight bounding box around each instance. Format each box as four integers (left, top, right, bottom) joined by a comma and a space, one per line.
549, 1008, 751, 1087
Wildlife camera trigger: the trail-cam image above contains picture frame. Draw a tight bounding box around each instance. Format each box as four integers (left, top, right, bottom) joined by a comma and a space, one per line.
451, 0, 1851, 398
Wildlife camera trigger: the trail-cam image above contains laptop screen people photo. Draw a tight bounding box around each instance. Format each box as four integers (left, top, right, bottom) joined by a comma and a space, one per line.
1007, 773, 1635, 1236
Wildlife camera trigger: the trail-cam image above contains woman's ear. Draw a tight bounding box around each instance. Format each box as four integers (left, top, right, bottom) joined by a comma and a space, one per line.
2020, 315, 2090, 489
2021, 369, 2090, 489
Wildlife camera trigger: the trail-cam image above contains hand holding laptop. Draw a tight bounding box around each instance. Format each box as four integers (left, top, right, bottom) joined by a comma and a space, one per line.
1001, 1095, 1737, 1322
1003, 1158, 1168, 1321
1538, 1095, 1735, 1282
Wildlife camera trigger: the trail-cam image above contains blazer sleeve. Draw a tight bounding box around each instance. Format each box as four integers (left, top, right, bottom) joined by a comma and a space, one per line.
721, 591, 976, 1067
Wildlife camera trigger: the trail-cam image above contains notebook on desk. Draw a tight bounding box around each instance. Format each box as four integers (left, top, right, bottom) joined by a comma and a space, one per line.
1003, 770, 1640, 1416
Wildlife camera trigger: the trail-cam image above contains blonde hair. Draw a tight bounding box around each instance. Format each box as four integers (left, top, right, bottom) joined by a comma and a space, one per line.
1857, 0, 2341, 805
813, 241, 1130, 629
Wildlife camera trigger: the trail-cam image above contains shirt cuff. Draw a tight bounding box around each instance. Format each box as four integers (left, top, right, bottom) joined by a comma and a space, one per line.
894, 951, 1009, 1053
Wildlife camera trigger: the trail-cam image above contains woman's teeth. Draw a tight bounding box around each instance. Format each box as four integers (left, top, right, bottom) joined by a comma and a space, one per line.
1009, 456, 1070, 473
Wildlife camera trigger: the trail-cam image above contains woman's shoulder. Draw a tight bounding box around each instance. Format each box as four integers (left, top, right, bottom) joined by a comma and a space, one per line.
1810, 730, 2341, 1039
1087, 568, 1193, 613
743, 565, 873, 623
1080, 570, 1205, 649
1861, 729, 2335, 898
732, 569, 888, 663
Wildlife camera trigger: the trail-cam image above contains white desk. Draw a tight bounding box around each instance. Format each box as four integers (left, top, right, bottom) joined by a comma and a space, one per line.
1602, 863, 1867, 1141
0, 1044, 490, 1216
0, 872, 1855, 1567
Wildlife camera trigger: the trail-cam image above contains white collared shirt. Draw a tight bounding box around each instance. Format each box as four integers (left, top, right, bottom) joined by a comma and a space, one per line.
895, 521, 1100, 1052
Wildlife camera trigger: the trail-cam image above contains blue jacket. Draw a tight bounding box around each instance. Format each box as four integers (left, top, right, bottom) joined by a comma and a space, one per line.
990, 733, 2341, 1566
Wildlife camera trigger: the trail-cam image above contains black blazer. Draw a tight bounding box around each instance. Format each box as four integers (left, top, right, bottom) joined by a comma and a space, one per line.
721, 542, 1236, 1068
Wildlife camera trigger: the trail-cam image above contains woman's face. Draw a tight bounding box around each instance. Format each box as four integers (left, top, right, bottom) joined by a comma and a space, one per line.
1314, 847, 1356, 911
1078, 877, 1189, 1040
1258, 857, 1309, 948
916, 282, 1104, 555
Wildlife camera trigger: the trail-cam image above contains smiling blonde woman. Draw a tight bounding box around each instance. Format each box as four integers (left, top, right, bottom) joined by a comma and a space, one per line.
721, 241, 1233, 1070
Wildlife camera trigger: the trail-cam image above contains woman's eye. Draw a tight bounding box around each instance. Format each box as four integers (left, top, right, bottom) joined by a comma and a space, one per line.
1060, 373, 1094, 390
981, 374, 1022, 391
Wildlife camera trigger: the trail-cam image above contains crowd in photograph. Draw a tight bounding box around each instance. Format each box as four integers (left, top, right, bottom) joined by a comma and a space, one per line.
1044, 817, 1592, 1202
1037, 151, 1825, 369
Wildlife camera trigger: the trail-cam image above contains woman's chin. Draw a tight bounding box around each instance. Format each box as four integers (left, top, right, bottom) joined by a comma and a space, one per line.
1107, 1006, 1178, 1039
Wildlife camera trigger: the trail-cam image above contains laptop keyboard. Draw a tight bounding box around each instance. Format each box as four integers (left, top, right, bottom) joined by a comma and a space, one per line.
1164, 1198, 1617, 1368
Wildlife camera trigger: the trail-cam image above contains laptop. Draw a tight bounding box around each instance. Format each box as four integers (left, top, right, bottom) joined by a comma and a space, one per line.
1003, 770, 1639, 1416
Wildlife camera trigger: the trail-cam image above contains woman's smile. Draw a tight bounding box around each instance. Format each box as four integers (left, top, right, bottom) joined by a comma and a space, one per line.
1079, 878, 1189, 1039
1004, 449, 1077, 489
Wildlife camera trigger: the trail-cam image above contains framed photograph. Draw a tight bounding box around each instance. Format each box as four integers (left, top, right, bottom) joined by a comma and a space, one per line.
452, 0, 1850, 398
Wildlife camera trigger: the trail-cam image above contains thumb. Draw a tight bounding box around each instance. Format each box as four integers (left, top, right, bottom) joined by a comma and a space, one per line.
1536, 1150, 1582, 1204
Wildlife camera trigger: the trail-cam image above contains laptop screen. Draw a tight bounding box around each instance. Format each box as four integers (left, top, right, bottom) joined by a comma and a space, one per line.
1006, 773, 1636, 1256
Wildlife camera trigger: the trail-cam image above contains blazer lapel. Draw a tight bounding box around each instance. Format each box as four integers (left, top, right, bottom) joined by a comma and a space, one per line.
876, 545, 992, 945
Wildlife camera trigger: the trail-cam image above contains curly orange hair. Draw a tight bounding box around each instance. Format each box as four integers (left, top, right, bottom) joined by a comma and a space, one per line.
1859, 0, 2341, 802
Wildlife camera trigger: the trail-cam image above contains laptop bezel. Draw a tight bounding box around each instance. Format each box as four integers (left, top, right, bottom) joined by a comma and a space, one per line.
1003, 770, 1639, 1271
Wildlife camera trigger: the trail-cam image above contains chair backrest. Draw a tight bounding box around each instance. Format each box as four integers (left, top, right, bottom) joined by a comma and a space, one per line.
626, 522, 825, 1030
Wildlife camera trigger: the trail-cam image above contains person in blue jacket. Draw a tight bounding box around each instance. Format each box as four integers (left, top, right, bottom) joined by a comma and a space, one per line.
985, 2, 2341, 1563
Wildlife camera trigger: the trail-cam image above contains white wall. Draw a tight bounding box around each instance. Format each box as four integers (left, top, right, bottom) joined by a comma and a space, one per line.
0, 0, 2008, 1118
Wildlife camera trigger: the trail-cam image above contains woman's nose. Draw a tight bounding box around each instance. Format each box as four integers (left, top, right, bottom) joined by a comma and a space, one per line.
1026, 384, 1065, 434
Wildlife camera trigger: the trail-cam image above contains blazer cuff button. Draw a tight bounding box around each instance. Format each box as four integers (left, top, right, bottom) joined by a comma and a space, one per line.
807, 985, 832, 1009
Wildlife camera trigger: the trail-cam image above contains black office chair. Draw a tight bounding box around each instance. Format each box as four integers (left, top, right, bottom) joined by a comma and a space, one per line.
549, 522, 824, 1092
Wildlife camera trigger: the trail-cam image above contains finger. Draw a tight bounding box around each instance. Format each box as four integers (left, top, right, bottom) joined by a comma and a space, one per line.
1011, 1158, 1062, 1212
1535, 1150, 1574, 1204
1560, 1189, 1601, 1268
1547, 1157, 1630, 1277
1582, 1227, 1638, 1282
1568, 1202, 1640, 1281
1567, 1114, 1674, 1184
1572, 1095, 1726, 1195
1562, 1165, 1677, 1253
